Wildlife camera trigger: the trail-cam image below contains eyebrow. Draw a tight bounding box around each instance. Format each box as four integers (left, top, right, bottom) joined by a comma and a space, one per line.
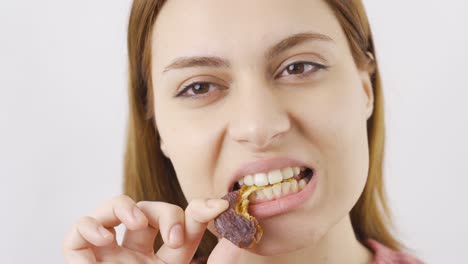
162, 32, 335, 73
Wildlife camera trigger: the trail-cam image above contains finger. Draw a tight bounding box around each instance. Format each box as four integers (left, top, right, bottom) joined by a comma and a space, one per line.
122, 201, 185, 254
156, 198, 229, 264
63, 216, 113, 263
207, 238, 243, 264
121, 226, 158, 255
91, 195, 148, 230
64, 194, 147, 262
64, 249, 96, 264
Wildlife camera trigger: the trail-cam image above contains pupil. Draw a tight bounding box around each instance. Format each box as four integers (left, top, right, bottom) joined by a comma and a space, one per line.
287, 63, 305, 74
194, 83, 209, 94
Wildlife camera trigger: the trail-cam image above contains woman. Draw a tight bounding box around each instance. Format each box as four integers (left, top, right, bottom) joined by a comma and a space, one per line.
63, 0, 424, 263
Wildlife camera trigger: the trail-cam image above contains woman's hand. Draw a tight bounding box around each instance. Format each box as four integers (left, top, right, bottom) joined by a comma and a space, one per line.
63, 195, 241, 263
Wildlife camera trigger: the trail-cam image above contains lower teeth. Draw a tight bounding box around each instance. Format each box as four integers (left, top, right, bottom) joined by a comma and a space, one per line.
248, 177, 311, 202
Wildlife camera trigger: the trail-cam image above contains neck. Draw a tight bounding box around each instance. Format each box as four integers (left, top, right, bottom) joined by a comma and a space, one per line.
238, 214, 373, 264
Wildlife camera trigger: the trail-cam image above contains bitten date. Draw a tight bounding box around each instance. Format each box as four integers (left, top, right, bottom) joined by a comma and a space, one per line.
214, 190, 262, 248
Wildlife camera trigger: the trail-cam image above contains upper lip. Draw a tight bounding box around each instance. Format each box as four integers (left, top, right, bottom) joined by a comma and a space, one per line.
226, 156, 313, 193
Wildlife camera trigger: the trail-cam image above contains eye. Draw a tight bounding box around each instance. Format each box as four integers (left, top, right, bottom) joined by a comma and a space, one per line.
175, 82, 226, 98
276, 61, 329, 79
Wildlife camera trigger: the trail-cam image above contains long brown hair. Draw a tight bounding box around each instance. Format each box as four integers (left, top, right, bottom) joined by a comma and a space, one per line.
123, 0, 404, 259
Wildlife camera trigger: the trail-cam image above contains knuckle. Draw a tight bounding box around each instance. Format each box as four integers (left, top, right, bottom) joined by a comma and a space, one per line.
78, 216, 95, 225
185, 199, 204, 213
187, 198, 205, 206
137, 201, 184, 217
135, 200, 149, 208
161, 203, 185, 221
75, 216, 100, 235
153, 255, 169, 264
114, 194, 135, 205
167, 204, 184, 216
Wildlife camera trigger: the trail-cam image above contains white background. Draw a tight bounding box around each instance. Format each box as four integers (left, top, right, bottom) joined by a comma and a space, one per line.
0, 1, 466, 263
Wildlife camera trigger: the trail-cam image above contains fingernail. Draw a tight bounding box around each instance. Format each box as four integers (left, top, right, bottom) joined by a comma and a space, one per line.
169, 224, 184, 245
206, 199, 228, 208
98, 226, 112, 239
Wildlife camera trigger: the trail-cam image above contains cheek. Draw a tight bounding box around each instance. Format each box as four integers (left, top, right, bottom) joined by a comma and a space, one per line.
296, 72, 370, 208
154, 100, 223, 200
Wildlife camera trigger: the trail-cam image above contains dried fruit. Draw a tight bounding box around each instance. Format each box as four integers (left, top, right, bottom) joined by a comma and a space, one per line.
214, 185, 263, 248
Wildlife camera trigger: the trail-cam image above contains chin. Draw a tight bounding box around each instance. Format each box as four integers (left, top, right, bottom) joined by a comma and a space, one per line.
244, 211, 329, 256
247, 237, 312, 256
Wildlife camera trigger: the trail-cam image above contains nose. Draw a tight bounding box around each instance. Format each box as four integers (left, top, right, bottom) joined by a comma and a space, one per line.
228, 81, 291, 151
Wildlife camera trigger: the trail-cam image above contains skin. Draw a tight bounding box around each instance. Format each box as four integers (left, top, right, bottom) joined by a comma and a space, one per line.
63, 0, 375, 263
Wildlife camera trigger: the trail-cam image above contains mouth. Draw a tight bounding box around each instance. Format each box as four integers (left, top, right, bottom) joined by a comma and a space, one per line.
214, 165, 317, 247
230, 166, 315, 204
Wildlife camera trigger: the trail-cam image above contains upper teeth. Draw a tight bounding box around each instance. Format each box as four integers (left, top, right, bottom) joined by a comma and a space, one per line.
238, 166, 304, 187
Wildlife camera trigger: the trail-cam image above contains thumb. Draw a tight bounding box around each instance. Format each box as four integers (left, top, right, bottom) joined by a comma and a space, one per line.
207, 238, 243, 264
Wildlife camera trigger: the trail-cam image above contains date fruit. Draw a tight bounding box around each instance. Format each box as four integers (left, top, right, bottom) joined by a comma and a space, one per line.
214, 185, 263, 248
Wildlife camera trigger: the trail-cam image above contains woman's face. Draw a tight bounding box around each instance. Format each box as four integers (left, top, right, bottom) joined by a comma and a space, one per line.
151, 0, 374, 255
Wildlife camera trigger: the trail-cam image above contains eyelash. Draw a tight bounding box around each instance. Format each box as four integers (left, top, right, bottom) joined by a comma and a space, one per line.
175, 61, 329, 98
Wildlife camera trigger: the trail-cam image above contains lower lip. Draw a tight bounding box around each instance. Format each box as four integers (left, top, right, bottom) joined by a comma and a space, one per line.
248, 174, 318, 220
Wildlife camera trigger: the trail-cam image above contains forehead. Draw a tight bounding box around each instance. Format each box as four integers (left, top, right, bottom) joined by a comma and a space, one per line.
152, 0, 345, 73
